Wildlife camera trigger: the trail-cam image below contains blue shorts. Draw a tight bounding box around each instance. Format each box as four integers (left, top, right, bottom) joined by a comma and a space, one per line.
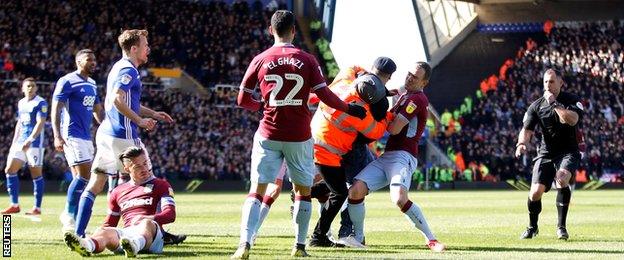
354, 150, 417, 192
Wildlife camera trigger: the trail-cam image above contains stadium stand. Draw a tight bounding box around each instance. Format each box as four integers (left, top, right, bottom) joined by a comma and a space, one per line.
436, 20, 624, 182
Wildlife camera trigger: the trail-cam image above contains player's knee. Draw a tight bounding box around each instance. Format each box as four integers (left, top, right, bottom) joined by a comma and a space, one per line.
348, 181, 367, 199
390, 186, 408, 208
555, 170, 571, 187
528, 189, 543, 201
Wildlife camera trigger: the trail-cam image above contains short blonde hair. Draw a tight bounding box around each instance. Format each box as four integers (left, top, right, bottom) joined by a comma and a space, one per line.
118, 29, 148, 53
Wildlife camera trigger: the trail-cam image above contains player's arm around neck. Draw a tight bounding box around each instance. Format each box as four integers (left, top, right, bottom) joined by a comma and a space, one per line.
387, 113, 409, 135
553, 106, 579, 126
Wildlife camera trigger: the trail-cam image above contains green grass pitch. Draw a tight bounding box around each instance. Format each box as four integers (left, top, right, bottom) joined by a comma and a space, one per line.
7, 190, 624, 259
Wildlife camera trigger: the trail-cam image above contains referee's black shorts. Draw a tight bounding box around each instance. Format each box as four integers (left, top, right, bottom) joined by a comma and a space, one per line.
531, 152, 581, 192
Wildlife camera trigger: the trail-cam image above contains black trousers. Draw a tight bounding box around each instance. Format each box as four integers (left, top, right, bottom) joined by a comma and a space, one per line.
312, 164, 348, 237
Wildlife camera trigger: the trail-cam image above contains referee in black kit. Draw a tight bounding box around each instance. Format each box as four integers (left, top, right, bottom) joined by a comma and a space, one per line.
515, 68, 584, 240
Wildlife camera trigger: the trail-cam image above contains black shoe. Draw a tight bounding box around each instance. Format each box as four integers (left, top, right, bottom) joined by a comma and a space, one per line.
163, 231, 187, 245
520, 226, 539, 239
309, 234, 341, 247
557, 226, 569, 240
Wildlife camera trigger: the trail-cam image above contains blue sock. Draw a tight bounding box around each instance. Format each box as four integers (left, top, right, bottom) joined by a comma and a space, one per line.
65, 176, 88, 218
75, 191, 96, 237
33, 176, 44, 209
6, 174, 19, 205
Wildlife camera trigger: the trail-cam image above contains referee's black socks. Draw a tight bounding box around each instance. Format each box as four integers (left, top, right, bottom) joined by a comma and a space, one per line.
557, 187, 571, 228
527, 198, 542, 228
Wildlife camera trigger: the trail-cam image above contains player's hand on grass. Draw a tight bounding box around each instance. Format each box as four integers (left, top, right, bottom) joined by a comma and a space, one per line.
347, 103, 367, 119
515, 143, 527, 158
139, 118, 157, 131
54, 135, 66, 152
154, 111, 174, 124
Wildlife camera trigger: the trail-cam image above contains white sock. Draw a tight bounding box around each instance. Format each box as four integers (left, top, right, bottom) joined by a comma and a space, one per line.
134, 235, 146, 250
254, 203, 271, 236
240, 195, 262, 244
84, 238, 95, 252
403, 201, 436, 241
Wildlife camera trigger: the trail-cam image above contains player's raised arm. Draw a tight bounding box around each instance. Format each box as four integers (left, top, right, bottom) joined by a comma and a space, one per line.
310, 58, 366, 119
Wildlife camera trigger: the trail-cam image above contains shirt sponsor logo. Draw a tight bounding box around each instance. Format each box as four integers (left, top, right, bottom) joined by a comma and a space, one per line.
120, 197, 153, 210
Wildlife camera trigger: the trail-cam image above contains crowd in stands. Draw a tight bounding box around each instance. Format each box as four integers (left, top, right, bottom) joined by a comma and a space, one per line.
0, 0, 289, 87
0, 0, 287, 181
436, 20, 624, 182
2, 1, 622, 183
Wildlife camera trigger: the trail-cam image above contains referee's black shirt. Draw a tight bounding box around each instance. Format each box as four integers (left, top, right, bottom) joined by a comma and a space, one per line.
522, 91, 584, 157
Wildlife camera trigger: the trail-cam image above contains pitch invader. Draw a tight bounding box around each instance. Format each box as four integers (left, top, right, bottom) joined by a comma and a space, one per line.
52, 49, 105, 232
73, 29, 174, 238
2, 78, 48, 215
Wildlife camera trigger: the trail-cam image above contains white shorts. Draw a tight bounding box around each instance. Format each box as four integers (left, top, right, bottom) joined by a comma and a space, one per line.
91, 134, 150, 175
115, 221, 164, 254
8, 144, 44, 167
250, 132, 314, 187
63, 137, 95, 166
354, 150, 417, 192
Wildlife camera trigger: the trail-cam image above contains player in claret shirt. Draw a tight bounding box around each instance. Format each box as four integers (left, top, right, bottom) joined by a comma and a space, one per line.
344, 62, 445, 252
64, 146, 176, 258
233, 10, 366, 259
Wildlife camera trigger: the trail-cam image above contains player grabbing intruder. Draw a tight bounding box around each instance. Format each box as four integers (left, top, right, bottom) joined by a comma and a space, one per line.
232, 9, 367, 259
64, 146, 176, 257
345, 62, 445, 252
516, 69, 584, 240
2, 78, 48, 215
